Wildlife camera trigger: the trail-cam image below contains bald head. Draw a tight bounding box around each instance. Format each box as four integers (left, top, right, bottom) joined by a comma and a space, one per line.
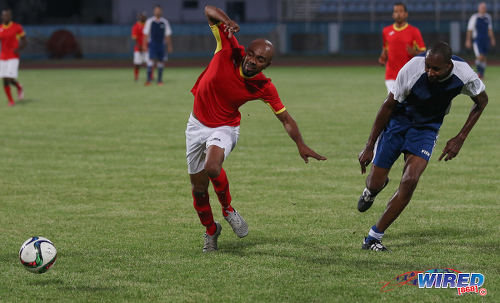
249, 39, 274, 61
478, 2, 487, 14
241, 39, 275, 77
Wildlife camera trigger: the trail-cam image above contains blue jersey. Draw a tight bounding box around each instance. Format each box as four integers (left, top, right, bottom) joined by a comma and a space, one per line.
143, 17, 172, 46
468, 13, 493, 44
390, 54, 485, 130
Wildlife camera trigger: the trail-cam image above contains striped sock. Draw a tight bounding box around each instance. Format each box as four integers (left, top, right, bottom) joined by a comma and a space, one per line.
365, 225, 384, 243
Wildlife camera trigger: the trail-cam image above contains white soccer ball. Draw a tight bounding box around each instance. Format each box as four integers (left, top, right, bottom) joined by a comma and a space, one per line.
19, 236, 57, 274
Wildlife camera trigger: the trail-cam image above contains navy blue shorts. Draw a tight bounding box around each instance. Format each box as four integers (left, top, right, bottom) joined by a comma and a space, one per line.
473, 39, 489, 56
148, 44, 166, 61
373, 119, 438, 169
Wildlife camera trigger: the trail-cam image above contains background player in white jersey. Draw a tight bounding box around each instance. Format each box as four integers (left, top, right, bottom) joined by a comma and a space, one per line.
357, 42, 488, 251
465, 2, 495, 78
143, 5, 173, 85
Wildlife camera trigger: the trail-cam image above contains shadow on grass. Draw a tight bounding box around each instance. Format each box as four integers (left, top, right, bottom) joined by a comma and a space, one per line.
28, 278, 65, 286
57, 285, 118, 292
389, 226, 478, 248
220, 234, 342, 265
29, 278, 117, 292
15, 98, 37, 106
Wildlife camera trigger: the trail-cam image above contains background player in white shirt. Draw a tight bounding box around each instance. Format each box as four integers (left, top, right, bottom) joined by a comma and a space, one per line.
143, 5, 173, 85
465, 2, 496, 78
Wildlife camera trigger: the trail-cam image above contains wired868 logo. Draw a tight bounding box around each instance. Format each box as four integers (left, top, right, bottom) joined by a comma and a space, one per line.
381, 268, 487, 296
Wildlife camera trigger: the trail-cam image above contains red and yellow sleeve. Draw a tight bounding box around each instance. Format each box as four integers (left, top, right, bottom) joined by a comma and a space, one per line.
413, 27, 426, 52
382, 28, 388, 50
261, 83, 286, 115
16, 24, 25, 39
210, 23, 239, 54
131, 24, 137, 39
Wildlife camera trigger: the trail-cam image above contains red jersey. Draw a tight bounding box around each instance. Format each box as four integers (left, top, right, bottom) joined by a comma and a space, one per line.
191, 23, 285, 128
131, 21, 145, 52
0, 22, 25, 60
382, 23, 426, 80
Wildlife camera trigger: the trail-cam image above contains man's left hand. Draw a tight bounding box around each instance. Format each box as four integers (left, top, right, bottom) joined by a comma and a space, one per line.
406, 45, 418, 56
439, 135, 465, 161
298, 144, 327, 163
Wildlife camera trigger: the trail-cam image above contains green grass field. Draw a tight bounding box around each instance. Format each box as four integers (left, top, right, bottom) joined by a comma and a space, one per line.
0, 65, 498, 302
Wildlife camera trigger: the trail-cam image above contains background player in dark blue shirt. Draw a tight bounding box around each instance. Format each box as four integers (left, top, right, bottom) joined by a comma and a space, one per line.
143, 5, 173, 85
465, 2, 496, 78
357, 42, 488, 251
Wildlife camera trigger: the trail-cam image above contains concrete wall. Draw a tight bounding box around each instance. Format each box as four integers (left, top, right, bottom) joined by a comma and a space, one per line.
111, 0, 277, 24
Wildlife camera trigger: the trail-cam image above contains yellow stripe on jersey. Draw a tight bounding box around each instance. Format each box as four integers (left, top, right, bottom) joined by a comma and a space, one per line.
274, 107, 286, 115
392, 23, 408, 31
414, 41, 426, 51
16, 32, 26, 40
210, 23, 222, 54
262, 99, 286, 115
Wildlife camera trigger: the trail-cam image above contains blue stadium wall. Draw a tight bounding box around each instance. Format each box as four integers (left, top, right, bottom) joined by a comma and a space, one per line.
23, 20, 500, 60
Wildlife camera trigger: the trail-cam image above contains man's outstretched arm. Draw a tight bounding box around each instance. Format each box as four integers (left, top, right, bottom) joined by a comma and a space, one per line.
204, 5, 239, 38
358, 93, 397, 173
276, 110, 327, 163
439, 91, 488, 161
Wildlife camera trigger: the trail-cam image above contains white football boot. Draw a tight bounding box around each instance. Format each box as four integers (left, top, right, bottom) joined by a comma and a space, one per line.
203, 222, 222, 253
224, 208, 248, 238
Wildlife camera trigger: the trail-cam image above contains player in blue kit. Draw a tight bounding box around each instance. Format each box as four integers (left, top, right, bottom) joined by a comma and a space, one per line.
465, 2, 495, 79
143, 5, 173, 85
357, 42, 489, 251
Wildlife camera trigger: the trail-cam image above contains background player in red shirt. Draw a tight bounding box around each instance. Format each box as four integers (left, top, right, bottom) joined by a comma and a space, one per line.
378, 3, 425, 93
0, 9, 26, 106
187, 5, 326, 252
131, 12, 147, 82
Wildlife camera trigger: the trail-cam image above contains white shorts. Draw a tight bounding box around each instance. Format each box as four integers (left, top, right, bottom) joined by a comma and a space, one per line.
0, 59, 19, 78
133, 51, 149, 65
385, 80, 395, 94
185, 113, 240, 174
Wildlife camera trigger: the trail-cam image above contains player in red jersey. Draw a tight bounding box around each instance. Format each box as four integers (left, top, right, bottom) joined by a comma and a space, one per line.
0, 9, 26, 106
187, 6, 326, 252
131, 12, 147, 82
378, 2, 425, 93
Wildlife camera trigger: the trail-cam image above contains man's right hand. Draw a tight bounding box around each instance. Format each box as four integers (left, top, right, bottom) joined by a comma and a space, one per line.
378, 54, 387, 65
465, 40, 472, 49
358, 146, 374, 174
223, 19, 239, 38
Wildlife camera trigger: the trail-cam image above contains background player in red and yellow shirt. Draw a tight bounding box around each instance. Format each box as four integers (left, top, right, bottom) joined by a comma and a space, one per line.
0, 9, 26, 106
378, 2, 425, 93
131, 12, 147, 82
187, 5, 326, 252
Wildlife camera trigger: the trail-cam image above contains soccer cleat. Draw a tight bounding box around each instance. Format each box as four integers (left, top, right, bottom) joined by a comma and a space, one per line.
17, 86, 24, 100
157, 81, 164, 86
202, 222, 222, 253
224, 208, 248, 238
144, 81, 151, 86
357, 178, 389, 212
362, 237, 389, 251
7, 101, 15, 106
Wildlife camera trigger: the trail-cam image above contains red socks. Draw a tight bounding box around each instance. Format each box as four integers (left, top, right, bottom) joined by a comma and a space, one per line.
134, 67, 139, 81
13, 81, 21, 90
4, 85, 14, 104
209, 168, 233, 216
192, 190, 217, 235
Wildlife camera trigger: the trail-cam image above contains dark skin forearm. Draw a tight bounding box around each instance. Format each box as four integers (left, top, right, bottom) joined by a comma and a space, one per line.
204, 5, 231, 25
276, 110, 326, 163
439, 91, 488, 161
358, 93, 397, 173
204, 5, 239, 37
366, 93, 397, 148
15, 36, 27, 53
